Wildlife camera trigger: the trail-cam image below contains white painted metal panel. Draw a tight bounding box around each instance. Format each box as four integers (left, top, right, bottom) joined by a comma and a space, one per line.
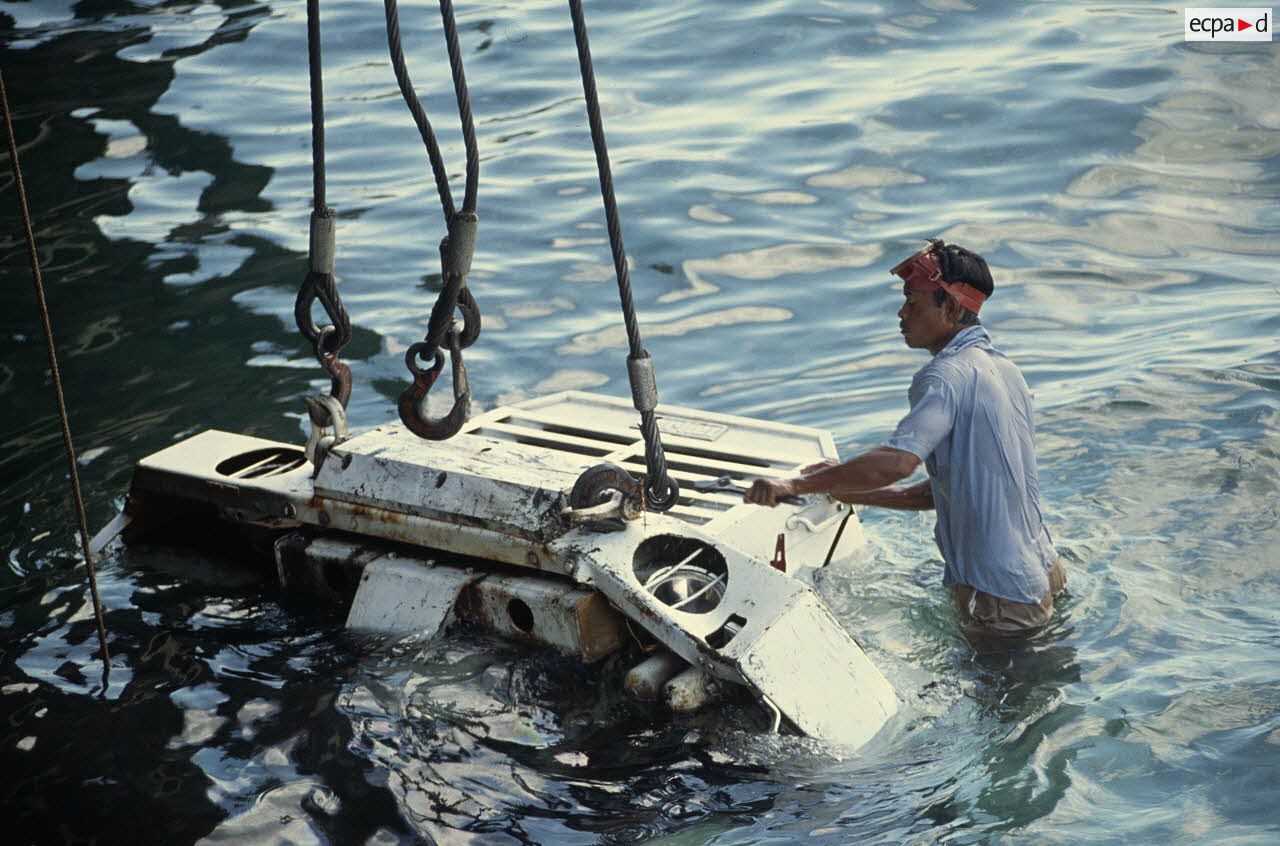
347, 557, 476, 637
550, 519, 899, 748
740, 592, 898, 749
315, 428, 580, 541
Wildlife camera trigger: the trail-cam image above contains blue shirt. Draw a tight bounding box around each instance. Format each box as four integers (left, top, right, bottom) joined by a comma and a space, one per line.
885, 325, 1057, 604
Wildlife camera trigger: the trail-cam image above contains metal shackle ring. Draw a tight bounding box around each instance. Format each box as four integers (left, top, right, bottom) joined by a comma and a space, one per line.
403, 343, 445, 381
645, 475, 680, 512
315, 323, 346, 358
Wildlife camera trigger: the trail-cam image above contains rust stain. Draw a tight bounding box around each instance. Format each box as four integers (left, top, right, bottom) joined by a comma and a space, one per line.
455, 579, 492, 627
667, 687, 697, 711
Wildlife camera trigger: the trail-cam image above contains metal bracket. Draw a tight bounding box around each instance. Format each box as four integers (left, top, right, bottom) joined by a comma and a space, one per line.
441, 210, 478, 281
304, 394, 350, 476
561, 491, 643, 526
309, 208, 336, 275
784, 498, 846, 533
627, 353, 659, 413
567, 462, 644, 521
761, 694, 783, 733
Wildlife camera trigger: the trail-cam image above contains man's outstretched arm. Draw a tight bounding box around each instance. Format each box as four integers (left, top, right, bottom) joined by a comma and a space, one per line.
836, 478, 933, 510
744, 447, 924, 507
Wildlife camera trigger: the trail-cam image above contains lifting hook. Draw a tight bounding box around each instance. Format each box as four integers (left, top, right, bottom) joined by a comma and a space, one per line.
397, 316, 471, 441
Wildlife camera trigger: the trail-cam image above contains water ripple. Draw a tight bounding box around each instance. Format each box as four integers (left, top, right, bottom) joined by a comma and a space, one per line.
3, 0, 1280, 843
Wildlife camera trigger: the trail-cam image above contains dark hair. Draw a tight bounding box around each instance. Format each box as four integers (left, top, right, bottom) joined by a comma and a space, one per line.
928, 238, 994, 298
931, 288, 980, 324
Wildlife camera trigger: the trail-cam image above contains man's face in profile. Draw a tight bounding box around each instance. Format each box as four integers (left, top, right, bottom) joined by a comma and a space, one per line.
898, 286, 953, 351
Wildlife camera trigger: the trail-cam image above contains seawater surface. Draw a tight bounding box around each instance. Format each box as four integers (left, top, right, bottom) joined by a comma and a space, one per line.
2, 1, 1278, 843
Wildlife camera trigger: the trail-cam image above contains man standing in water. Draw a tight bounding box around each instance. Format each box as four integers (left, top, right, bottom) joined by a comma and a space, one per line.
745, 239, 1064, 637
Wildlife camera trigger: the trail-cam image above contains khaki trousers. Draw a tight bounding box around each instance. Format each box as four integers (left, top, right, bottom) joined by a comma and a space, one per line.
949, 559, 1067, 637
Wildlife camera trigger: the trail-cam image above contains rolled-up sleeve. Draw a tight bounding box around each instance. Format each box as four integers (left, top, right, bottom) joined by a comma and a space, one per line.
885, 377, 955, 461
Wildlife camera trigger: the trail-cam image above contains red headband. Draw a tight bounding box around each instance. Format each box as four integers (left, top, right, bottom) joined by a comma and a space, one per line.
891, 245, 987, 314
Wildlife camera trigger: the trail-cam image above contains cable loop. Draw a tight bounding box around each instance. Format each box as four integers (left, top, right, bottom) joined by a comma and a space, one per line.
293, 276, 351, 351
456, 287, 481, 349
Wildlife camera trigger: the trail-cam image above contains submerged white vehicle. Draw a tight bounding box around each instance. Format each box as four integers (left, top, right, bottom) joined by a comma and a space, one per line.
106, 391, 898, 749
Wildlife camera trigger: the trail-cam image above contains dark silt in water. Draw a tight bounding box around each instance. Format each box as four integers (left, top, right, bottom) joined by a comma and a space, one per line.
2, 1, 1279, 843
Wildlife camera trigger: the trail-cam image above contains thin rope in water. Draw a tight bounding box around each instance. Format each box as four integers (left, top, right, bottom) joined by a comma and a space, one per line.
1, 69, 110, 675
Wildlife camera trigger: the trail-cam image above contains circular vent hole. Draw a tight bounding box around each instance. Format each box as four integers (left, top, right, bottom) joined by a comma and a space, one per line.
632, 535, 729, 614
507, 598, 535, 633
215, 447, 308, 479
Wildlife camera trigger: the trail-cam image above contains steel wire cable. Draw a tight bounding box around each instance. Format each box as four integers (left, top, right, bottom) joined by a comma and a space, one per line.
295, 0, 353, 409
567, 0, 677, 510
307, 0, 327, 211
385, 0, 482, 440
384, 0, 454, 219
439, 0, 479, 215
